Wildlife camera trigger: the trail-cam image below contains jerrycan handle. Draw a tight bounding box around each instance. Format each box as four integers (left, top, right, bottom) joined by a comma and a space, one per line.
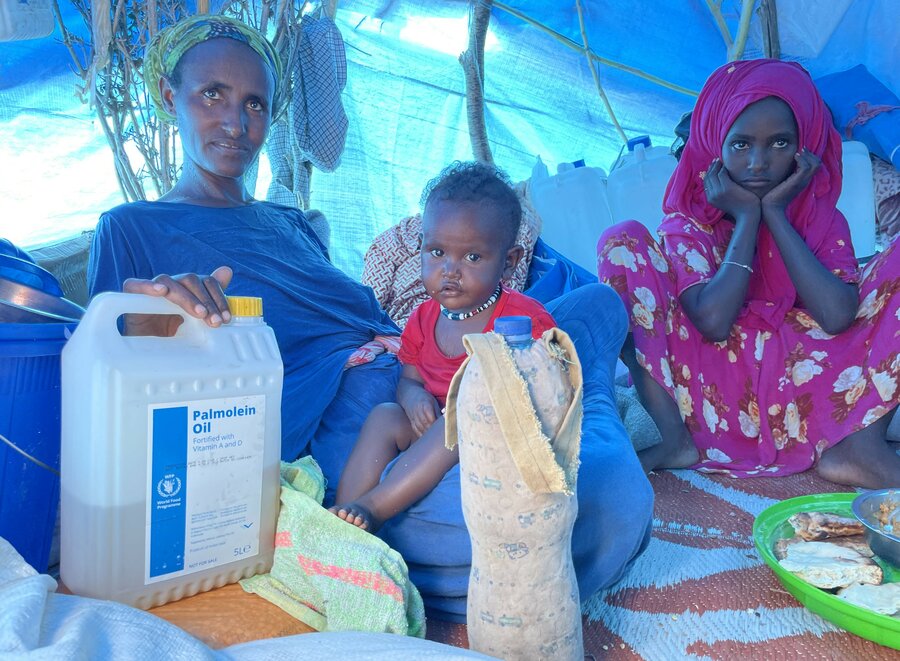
81, 291, 209, 345
611, 136, 651, 173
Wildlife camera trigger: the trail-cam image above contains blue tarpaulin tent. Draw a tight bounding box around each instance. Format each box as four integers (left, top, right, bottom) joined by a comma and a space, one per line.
1, 0, 897, 278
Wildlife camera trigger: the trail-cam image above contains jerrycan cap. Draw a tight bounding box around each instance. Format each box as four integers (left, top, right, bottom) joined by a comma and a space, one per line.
226, 296, 263, 317
627, 135, 651, 151
494, 316, 532, 341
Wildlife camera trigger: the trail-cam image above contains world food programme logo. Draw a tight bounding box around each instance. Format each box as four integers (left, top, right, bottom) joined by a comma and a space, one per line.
157, 475, 182, 498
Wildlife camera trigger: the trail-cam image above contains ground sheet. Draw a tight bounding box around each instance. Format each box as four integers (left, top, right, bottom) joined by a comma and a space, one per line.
426, 469, 898, 660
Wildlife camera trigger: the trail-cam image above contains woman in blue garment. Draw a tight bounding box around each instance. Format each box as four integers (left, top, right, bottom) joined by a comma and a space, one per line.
88, 14, 653, 622
88, 16, 399, 493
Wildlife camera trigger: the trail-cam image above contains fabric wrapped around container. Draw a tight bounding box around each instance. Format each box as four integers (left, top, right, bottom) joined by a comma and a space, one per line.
445, 328, 584, 661
377, 284, 654, 623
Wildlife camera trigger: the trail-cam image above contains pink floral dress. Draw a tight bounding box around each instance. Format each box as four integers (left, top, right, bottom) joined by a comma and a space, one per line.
598, 216, 900, 477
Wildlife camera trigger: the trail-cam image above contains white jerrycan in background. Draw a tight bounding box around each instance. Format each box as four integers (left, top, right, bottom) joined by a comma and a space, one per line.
529, 157, 613, 273
836, 140, 877, 259
61, 293, 283, 609
606, 135, 677, 232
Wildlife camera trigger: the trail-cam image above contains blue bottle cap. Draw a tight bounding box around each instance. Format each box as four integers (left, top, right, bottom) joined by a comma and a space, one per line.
626, 135, 651, 151
494, 316, 532, 337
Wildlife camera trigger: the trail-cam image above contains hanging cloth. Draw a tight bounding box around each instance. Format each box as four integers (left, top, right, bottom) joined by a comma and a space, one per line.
267, 12, 349, 209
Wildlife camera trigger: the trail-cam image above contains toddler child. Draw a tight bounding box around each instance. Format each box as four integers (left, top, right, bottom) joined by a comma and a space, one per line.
330, 161, 556, 531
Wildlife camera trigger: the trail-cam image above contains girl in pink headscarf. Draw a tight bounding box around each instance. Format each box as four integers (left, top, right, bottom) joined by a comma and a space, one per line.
597, 59, 900, 488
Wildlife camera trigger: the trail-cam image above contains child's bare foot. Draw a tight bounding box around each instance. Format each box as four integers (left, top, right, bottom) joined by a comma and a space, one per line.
328, 502, 380, 532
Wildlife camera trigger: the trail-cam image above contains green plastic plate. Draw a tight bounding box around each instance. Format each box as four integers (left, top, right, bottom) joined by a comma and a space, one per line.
753, 492, 900, 650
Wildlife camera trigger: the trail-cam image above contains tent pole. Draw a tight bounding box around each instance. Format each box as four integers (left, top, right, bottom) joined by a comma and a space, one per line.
758, 0, 780, 59
460, 0, 494, 163
492, 1, 697, 97
729, 0, 755, 61
706, 0, 754, 62
575, 0, 627, 145
704, 0, 733, 53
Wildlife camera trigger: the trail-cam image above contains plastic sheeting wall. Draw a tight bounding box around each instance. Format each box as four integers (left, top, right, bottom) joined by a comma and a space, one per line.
0, 0, 897, 279
313, 1, 695, 277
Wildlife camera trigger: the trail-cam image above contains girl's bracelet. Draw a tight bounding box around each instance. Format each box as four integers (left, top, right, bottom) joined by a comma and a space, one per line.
722, 260, 753, 274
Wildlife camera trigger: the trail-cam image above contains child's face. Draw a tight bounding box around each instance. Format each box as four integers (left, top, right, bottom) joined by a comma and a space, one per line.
420, 200, 521, 312
721, 96, 799, 199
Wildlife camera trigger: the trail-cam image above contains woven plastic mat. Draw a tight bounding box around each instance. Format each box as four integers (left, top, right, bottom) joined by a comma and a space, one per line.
428, 469, 899, 660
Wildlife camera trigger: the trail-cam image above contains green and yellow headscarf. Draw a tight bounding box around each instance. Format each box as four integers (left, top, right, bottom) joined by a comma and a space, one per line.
144, 14, 284, 124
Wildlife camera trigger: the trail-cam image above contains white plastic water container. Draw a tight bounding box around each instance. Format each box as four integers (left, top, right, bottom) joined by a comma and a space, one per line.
530, 159, 613, 273
61, 293, 283, 609
606, 136, 677, 232
0, 0, 54, 41
454, 317, 582, 660
836, 140, 877, 259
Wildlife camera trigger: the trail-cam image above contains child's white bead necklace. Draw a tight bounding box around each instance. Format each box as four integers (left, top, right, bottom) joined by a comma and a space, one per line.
440, 284, 502, 321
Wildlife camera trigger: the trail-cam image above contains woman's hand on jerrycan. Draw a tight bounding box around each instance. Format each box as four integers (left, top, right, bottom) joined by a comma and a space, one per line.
122, 266, 233, 336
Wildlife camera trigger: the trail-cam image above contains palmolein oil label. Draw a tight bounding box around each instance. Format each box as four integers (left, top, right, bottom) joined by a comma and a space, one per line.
145, 395, 266, 584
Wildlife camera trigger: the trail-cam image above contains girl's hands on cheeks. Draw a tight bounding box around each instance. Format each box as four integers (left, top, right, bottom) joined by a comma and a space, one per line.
703, 158, 760, 222
761, 148, 821, 215
121, 265, 233, 336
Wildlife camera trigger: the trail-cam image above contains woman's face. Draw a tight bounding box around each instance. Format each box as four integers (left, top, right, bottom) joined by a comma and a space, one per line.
721, 96, 799, 199
420, 200, 516, 313
161, 38, 275, 182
